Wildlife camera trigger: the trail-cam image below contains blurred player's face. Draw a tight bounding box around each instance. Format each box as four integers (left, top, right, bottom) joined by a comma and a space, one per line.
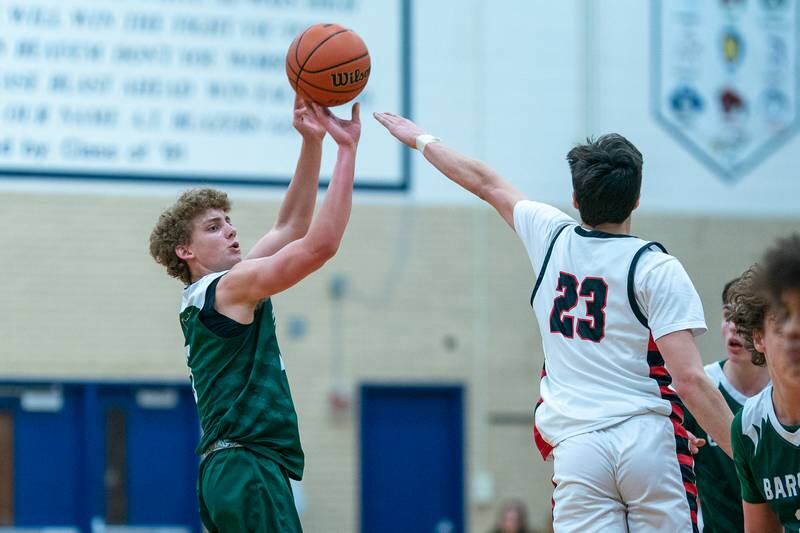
779, 289, 800, 365
754, 311, 798, 382
178, 209, 242, 280
720, 316, 748, 362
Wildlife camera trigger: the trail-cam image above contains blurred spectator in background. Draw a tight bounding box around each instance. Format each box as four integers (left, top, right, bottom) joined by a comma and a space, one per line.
491, 500, 532, 533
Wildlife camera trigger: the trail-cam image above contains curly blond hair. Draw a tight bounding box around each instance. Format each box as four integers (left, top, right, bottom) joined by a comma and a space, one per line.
725, 264, 768, 366
149, 188, 231, 284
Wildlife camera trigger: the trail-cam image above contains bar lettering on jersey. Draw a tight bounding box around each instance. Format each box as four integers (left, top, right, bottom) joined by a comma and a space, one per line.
786, 475, 798, 497
774, 477, 787, 499
762, 474, 800, 501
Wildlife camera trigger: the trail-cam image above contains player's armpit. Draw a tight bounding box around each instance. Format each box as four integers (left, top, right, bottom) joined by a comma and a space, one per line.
480, 176, 526, 229
742, 501, 782, 533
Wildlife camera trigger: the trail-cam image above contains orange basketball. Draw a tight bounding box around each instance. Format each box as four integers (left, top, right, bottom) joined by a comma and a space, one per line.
285, 23, 371, 107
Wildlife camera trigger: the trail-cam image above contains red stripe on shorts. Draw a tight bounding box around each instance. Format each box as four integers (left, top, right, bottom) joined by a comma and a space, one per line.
533, 362, 553, 459
646, 334, 699, 533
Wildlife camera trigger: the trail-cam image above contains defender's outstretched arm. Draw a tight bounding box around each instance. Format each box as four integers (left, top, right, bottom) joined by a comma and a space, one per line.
374, 112, 524, 228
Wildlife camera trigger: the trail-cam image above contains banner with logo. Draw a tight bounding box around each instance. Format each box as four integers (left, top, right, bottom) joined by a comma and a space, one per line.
652, 0, 798, 181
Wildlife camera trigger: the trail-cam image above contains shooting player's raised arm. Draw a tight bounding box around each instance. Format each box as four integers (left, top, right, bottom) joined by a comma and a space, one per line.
247, 95, 326, 260
217, 102, 361, 316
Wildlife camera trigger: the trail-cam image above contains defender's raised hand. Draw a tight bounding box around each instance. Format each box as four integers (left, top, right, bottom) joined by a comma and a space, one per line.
293, 94, 326, 142
310, 101, 361, 148
373, 112, 426, 148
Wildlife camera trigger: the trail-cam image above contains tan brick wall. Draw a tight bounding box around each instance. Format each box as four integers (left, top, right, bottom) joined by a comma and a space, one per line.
0, 190, 795, 532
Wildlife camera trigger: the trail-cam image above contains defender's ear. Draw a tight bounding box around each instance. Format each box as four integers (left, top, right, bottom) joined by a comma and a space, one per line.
572, 192, 579, 210
752, 328, 766, 356
633, 196, 640, 210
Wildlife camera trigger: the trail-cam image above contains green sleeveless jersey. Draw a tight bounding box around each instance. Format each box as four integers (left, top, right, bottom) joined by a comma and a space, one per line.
732, 384, 800, 532
684, 360, 752, 533
180, 271, 304, 480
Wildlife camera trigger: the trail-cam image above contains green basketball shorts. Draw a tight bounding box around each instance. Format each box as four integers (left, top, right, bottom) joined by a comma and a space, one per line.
198, 447, 302, 533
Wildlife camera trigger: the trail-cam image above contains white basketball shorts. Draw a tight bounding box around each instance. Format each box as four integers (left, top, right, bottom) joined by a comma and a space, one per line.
551, 413, 697, 533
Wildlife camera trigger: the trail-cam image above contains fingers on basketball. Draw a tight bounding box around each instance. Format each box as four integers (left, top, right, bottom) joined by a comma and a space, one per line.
309, 101, 331, 126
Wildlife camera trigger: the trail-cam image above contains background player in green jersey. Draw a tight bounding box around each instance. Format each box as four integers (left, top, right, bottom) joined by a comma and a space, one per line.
684, 280, 770, 533
149, 97, 361, 532
727, 234, 800, 533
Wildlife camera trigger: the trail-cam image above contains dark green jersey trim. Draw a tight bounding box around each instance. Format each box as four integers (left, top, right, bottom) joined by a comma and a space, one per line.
200, 276, 249, 338
574, 226, 637, 239
530, 224, 572, 306
627, 241, 668, 328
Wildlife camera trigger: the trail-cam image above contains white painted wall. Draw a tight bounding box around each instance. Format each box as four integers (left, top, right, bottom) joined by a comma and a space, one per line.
1, 0, 798, 216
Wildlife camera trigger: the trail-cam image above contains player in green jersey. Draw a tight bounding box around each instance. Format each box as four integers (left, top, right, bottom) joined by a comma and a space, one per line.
727, 234, 800, 533
149, 97, 361, 533
684, 279, 770, 533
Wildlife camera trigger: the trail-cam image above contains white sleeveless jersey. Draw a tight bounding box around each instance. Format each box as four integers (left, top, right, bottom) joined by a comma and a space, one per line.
514, 201, 706, 459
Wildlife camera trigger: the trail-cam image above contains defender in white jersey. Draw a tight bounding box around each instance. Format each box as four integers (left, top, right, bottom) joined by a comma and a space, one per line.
727, 236, 800, 532
374, 112, 734, 533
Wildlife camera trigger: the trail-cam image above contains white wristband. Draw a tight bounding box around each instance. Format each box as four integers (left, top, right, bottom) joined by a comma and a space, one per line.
415, 134, 441, 153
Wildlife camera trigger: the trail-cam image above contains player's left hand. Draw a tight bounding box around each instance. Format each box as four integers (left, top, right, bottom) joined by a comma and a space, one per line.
687, 430, 706, 454
293, 94, 326, 142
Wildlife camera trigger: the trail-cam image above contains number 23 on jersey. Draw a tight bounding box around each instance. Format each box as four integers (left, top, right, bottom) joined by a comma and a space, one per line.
549, 271, 608, 342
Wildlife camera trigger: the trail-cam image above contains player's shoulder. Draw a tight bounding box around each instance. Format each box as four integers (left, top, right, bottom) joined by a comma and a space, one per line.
513, 200, 575, 228
513, 199, 560, 214
631, 243, 689, 291
736, 385, 773, 448
181, 270, 228, 313
632, 241, 677, 269
739, 385, 772, 425
627, 239, 678, 288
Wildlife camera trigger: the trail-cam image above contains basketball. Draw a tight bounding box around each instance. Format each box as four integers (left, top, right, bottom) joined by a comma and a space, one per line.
285, 23, 371, 107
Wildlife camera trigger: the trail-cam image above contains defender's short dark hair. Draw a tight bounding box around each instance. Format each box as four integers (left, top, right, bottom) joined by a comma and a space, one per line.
761, 233, 800, 301
567, 134, 643, 227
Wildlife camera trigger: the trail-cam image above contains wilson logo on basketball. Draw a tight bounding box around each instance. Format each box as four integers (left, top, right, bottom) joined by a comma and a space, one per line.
331, 67, 371, 88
